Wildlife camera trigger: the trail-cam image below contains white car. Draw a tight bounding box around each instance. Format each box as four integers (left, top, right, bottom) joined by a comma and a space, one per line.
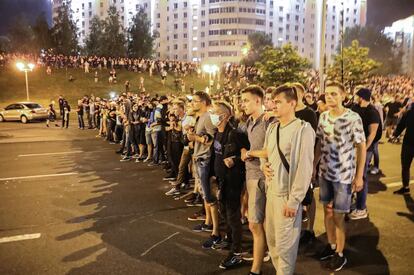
0, 102, 49, 123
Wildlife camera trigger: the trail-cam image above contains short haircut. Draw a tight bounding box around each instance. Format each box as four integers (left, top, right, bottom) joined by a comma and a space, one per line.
194, 91, 212, 106
214, 100, 233, 116
290, 82, 306, 95
326, 81, 345, 93
241, 85, 265, 100
272, 83, 299, 102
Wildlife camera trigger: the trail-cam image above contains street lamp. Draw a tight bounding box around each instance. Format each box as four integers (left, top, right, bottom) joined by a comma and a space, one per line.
202, 64, 219, 93
16, 62, 35, 101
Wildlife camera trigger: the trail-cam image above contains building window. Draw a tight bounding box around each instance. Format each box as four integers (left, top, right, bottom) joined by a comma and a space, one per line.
184, 12, 187, 18
174, 14, 178, 19
89, 11, 92, 16
184, 2, 187, 7
174, 34, 178, 39
184, 33, 187, 38
174, 3, 178, 9
174, 24, 178, 29
183, 23, 187, 28
100, 2, 103, 8
174, 44, 178, 50
201, 21, 205, 26
279, 6, 283, 12
89, 2, 92, 9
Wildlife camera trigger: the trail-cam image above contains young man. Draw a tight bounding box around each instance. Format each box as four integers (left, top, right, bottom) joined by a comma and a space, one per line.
392, 97, 414, 195
240, 85, 268, 275
350, 88, 381, 220
262, 84, 315, 275
314, 82, 366, 271
210, 101, 248, 269
187, 91, 220, 248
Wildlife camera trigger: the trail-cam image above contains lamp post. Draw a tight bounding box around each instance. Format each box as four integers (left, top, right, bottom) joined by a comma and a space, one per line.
16, 62, 35, 101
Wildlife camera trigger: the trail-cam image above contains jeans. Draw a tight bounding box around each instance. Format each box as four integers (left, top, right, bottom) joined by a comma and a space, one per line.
401, 144, 414, 188
170, 142, 184, 177
151, 130, 162, 163
372, 142, 379, 169
77, 114, 84, 129
125, 128, 137, 157
356, 149, 374, 210
219, 192, 242, 253
196, 158, 216, 204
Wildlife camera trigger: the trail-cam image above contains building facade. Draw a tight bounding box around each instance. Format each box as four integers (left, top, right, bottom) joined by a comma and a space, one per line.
52, 0, 367, 67
384, 15, 414, 76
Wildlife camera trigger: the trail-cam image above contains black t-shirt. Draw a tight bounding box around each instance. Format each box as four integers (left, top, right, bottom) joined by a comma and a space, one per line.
213, 131, 226, 179
305, 101, 317, 111
353, 104, 382, 148
295, 106, 318, 131
385, 102, 402, 118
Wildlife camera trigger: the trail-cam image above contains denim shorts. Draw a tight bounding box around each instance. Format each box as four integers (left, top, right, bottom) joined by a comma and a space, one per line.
319, 178, 352, 213
195, 158, 217, 204
145, 130, 152, 146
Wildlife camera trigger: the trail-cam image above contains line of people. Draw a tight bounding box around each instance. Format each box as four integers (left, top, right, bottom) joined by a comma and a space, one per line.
77, 80, 413, 274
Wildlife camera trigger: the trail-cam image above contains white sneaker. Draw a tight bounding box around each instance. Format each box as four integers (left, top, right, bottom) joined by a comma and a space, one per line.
143, 158, 152, 163
165, 187, 180, 196
349, 209, 368, 220
263, 251, 271, 262
369, 168, 379, 175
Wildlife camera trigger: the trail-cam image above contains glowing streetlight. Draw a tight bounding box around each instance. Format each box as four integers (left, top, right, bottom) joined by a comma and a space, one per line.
16, 62, 35, 101
202, 64, 219, 92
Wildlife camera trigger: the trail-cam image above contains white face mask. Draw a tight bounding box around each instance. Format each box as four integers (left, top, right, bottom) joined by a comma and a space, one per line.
210, 113, 223, 127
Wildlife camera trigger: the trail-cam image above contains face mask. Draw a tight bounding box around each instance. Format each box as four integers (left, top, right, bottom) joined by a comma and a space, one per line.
210, 113, 223, 127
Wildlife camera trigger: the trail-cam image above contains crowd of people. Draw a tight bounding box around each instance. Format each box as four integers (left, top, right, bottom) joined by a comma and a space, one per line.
2, 52, 413, 273
52, 78, 413, 274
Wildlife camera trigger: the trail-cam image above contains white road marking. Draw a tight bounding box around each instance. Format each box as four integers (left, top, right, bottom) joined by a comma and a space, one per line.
0, 172, 78, 181
386, 180, 414, 188
141, 232, 180, 256
0, 233, 41, 244
18, 149, 110, 157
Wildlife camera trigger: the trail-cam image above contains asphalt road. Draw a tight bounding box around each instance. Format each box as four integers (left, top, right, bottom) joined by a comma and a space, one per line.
0, 121, 413, 275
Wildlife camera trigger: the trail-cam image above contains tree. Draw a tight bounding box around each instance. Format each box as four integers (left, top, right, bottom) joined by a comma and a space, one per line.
32, 12, 52, 52
241, 32, 273, 66
101, 6, 126, 57
255, 44, 310, 87
7, 15, 35, 53
343, 26, 402, 75
84, 16, 104, 56
51, 0, 78, 55
328, 40, 380, 92
127, 6, 155, 58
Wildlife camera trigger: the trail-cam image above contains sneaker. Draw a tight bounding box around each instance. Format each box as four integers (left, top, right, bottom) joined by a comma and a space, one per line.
147, 162, 159, 167
165, 187, 180, 196
120, 156, 131, 162
115, 149, 123, 154
319, 244, 336, 261
132, 154, 139, 159
393, 187, 410, 195
212, 237, 231, 250
184, 193, 197, 203
187, 197, 203, 207
299, 230, 316, 246
369, 167, 380, 175
143, 158, 152, 163
327, 253, 347, 272
349, 209, 368, 220
135, 158, 141, 163
202, 235, 221, 249
109, 142, 116, 145
163, 175, 177, 181
241, 251, 254, 262
193, 223, 213, 233
263, 251, 271, 262
188, 212, 206, 221
302, 209, 309, 222
219, 252, 243, 269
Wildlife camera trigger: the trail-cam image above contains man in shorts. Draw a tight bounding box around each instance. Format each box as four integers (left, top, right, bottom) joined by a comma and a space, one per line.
314, 81, 366, 272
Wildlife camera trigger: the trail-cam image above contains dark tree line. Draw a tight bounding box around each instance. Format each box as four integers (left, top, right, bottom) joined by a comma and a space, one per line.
2, 1, 155, 58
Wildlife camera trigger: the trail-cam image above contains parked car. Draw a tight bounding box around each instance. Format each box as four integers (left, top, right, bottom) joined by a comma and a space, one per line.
0, 102, 49, 123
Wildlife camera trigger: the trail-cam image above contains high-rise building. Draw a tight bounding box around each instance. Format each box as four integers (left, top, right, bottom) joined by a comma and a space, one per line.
51, 0, 153, 45
384, 15, 414, 76
51, 0, 367, 67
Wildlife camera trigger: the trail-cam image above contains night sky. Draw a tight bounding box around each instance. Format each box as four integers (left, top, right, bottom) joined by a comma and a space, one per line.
0, 0, 413, 35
